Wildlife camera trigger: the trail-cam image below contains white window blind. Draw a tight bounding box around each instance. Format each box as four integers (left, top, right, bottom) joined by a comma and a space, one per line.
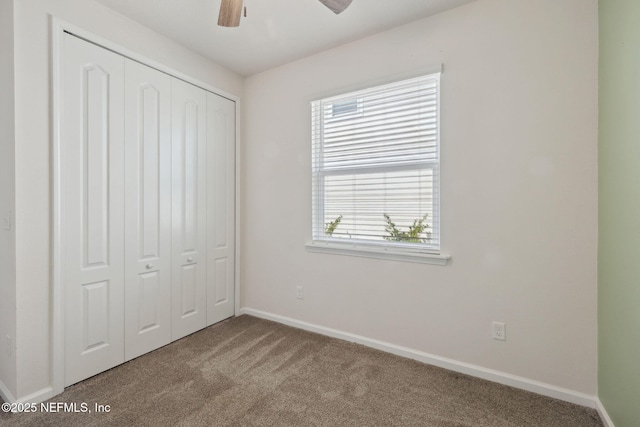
311, 73, 440, 252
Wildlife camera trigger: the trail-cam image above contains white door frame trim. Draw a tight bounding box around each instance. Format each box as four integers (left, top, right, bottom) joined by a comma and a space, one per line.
50, 16, 242, 397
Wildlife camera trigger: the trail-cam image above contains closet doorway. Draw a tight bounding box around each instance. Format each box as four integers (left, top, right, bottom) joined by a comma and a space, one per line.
55, 28, 237, 388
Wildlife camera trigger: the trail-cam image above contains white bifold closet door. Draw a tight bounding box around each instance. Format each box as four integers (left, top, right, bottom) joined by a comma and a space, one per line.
206, 92, 235, 325
62, 32, 235, 387
170, 79, 208, 340
123, 60, 173, 361
62, 34, 126, 386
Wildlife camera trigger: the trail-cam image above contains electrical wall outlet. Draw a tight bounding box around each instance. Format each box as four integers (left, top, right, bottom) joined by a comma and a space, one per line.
296, 286, 304, 300
492, 322, 506, 341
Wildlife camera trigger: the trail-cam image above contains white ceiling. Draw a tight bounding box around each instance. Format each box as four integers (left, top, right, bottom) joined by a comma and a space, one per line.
95, 0, 476, 76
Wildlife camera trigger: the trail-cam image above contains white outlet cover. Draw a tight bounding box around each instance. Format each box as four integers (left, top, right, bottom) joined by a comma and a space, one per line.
492, 322, 506, 341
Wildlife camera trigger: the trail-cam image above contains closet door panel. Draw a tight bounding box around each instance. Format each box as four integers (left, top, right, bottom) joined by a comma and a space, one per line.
62, 33, 125, 386
123, 60, 172, 360
171, 78, 207, 340
206, 93, 236, 325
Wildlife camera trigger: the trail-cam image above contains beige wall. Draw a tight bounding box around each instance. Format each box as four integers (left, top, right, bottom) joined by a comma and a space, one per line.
242, 0, 598, 395
12, 0, 243, 399
0, 0, 17, 401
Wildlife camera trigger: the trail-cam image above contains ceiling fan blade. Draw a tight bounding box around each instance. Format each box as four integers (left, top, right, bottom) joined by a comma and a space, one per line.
318, 0, 353, 15
218, 0, 243, 27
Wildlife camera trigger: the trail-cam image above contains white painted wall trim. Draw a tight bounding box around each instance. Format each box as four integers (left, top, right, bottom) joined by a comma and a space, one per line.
15, 387, 54, 405
306, 241, 451, 265
50, 14, 65, 398
50, 15, 241, 399
0, 379, 16, 404
0, 381, 53, 405
234, 101, 242, 316
596, 398, 616, 427
239, 307, 598, 409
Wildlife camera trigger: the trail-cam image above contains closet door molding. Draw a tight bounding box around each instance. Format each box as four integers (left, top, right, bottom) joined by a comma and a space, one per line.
51, 18, 240, 397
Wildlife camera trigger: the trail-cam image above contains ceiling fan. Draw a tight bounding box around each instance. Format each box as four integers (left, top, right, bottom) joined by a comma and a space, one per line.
218, 0, 354, 27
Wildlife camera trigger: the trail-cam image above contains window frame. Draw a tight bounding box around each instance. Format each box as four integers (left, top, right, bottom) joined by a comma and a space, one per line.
308, 72, 449, 264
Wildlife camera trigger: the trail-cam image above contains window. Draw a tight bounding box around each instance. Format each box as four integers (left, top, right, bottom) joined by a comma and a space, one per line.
310, 73, 443, 261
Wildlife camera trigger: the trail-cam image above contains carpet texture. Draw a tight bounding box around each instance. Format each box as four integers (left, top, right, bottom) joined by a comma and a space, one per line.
0, 315, 602, 426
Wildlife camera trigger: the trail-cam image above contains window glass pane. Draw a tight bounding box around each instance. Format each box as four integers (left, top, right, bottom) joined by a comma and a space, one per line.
323, 169, 434, 244
321, 80, 438, 170
331, 98, 359, 116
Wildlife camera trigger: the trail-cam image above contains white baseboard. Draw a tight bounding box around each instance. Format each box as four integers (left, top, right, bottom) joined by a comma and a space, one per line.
0, 379, 16, 403
596, 398, 615, 427
0, 383, 54, 405
16, 386, 54, 405
240, 307, 598, 410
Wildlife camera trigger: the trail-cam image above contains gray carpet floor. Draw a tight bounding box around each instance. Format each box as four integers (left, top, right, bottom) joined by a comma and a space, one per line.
0, 315, 603, 426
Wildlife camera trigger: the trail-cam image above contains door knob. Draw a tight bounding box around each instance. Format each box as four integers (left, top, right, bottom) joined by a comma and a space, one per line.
146, 264, 153, 269
187, 257, 193, 263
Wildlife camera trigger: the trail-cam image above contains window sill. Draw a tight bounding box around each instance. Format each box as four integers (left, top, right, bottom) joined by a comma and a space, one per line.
305, 241, 451, 265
